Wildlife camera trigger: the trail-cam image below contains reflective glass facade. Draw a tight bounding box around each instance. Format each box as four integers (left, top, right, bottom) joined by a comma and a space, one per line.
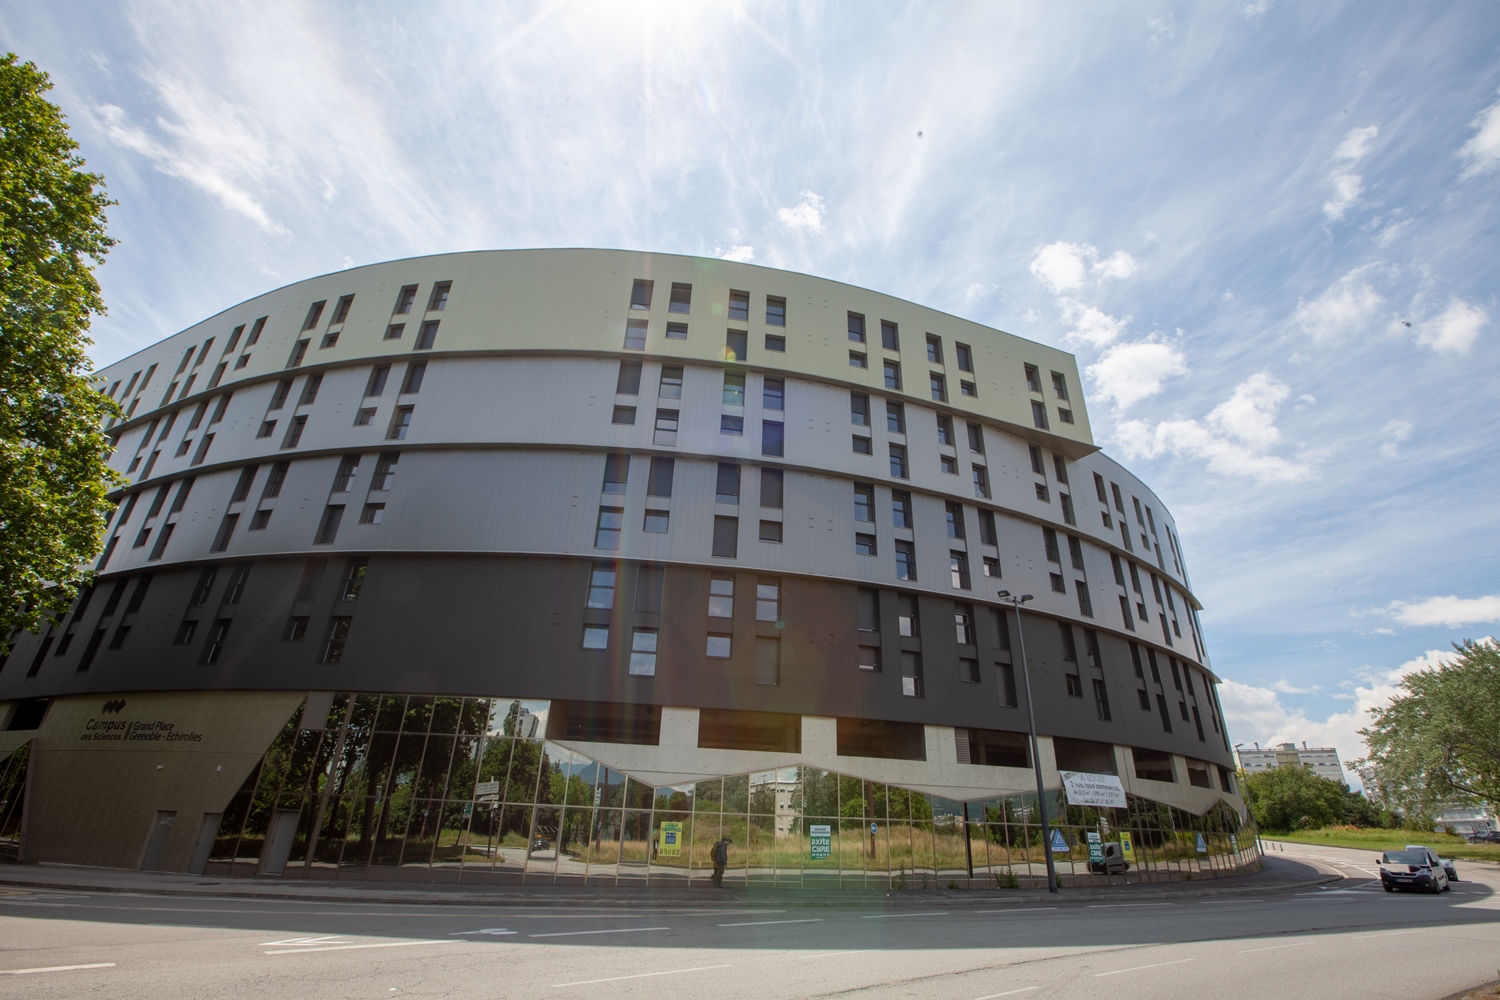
207, 696, 1259, 886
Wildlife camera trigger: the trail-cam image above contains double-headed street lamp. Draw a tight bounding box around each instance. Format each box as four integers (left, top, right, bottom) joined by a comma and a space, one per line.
997, 590, 1059, 894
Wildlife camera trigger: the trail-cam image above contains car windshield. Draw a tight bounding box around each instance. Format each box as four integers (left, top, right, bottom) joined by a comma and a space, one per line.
1384, 850, 1429, 864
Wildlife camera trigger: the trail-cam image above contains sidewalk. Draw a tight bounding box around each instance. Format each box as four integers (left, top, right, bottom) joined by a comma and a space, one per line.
0, 855, 1339, 909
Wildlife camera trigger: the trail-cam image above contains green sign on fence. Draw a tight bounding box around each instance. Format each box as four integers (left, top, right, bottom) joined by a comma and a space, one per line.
809, 824, 832, 860
1086, 831, 1102, 863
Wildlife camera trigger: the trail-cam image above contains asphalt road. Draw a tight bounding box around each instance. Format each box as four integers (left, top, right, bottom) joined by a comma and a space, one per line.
0, 843, 1496, 1000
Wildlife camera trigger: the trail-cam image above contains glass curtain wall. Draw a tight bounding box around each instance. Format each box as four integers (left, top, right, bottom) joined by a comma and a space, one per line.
207, 694, 1260, 886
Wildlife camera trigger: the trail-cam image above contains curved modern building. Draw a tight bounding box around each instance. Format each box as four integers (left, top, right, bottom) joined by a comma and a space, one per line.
0, 249, 1255, 885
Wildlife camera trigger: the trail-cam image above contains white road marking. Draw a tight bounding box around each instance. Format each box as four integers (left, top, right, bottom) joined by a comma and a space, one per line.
861, 911, 949, 919
974, 907, 1058, 914
1238, 940, 1317, 954
529, 926, 670, 938
552, 964, 732, 988
1087, 902, 1173, 908
0, 962, 116, 976
261, 936, 352, 947
265, 940, 458, 955
1095, 958, 1195, 977
717, 918, 824, 927
450, 928, 517, 936
800, 950, 871, 960
972, 989, 1039, 999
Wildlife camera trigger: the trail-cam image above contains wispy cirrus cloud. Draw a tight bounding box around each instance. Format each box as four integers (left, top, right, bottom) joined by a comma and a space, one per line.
1384, 595, 1500, 627
1323, 124, 1379, 220
1458, 90, 1500, 178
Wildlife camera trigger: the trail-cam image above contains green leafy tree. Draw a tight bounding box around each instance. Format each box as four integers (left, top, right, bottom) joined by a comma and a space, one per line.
0, 53, 120, 648
1241, 764, 1348, 832
1357, 639, 1500, 820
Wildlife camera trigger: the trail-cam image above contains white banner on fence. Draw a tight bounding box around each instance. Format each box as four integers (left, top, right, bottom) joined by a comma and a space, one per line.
1059, 770, 1127, 808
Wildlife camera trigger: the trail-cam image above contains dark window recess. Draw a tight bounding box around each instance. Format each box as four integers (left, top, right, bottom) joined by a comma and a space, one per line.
765, 296, 786, 326
697, 708, 801, 752
547, 700, 662, 746
881, 320, 900, 351
978, 509, 997, 546
394, 285, 417, 314
646, 456, 674, 497
283, 616, 309, 641
427, 281, 451, 311
1092, 679, 1112, 721
612, 406, 636, 425
956, 342, 973, 372
712, 516, 739, 558
147, 522, 175, 561
200, 619, 231, 664
401, 362, 426, 394
1156, 693, 1174, 733
320, 617, 352, 663
5, 698, 51, 731
836, 718, 926, 761
728, 289, 749, 320
669, 282, 691, 313
850, 392, 870, 426
210, 513, 239, 552
761, 420, 784, 457
725, 329, 748, 362
1133, 747, 1175, 782
230, 466, 258, 502
956, 728, 1028, 767
760, 468, 784, 508
617, 360, 643, 395
222, 564, 250, 604
716, 463, 741, 504
997, 662, 1018, 707
370, 452, 398, 490
341, 558, 368, 601
602, 452, 630, 493
415, 321, 439, 350
314, 504, 345, 544
630, 279, 654, 310
174, 619, 197, 645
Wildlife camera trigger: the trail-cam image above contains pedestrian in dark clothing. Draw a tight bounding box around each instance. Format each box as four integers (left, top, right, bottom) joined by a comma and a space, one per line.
711, 836, 732, 887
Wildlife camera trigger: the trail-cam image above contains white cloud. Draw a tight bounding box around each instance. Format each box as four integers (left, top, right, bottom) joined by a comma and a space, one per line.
1459, 91, 1500, 178
1219, 646, 1458, 781
1114, 372, 1313, 482
1028, 241, 1137, 294
1242, 0, 1273, 20
1293, 267, 1384, 344
962, 282, 996, 306
1323, 125, 1378, 220
1415, 299, 1487, 354
1085, 340, 1188, 410
776, 191, 825, 233
1384, 595, 1500, 627
1379, 418, 1412, 457
1059, 299, 1130, 348
718, 244, 756, 263
1271, 679, 1320, 694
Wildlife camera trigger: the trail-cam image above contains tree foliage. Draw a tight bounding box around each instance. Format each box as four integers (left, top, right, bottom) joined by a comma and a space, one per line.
0, 53, 120, 648
1240, 763, 1393, 832
1357, 639, 1500, 819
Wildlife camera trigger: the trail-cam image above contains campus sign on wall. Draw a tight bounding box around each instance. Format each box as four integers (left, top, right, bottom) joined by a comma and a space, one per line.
1060, 771, 1127, 809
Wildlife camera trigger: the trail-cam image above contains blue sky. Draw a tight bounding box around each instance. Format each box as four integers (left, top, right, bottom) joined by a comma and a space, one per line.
5, 1, 1498, 773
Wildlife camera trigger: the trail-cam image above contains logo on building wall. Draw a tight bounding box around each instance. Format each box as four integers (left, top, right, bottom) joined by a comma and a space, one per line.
101, 699, 127, 714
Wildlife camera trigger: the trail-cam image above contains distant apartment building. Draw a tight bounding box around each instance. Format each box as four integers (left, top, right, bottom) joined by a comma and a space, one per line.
1236, 743, 1345, 784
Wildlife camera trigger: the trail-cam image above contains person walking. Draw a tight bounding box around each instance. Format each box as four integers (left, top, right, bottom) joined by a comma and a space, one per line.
711, 836, 732, 887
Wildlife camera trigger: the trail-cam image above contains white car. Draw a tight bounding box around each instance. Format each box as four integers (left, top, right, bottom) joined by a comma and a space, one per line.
1406, 844, 1459, 883
1378, 848, 1449, 893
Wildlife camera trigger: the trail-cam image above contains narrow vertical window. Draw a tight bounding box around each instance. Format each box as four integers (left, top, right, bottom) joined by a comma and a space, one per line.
595, 507, 623, 549
427, 281, 452, 311
725, 329, 748, 362
401, 362, 426, 394
949, 551, 971, 590
630, 279, 654, 310
956, 343, 973, 372
647, 456, 675, 497
712, 516, 739, 557
883, 360, 902, 390
394, 285, 417, 314
888, 444, 908, 478
881, 320, 899, 351
765, 295, 786, 325
763, 377, 784, 410
895, 540, 916, 581
602, 452, 630, 494
314, 504, 345, 544
716, 463, 741, 504
925, 334, 942, 363
850, 392, 870, 426
761, 420, 784, 457
847, 313, 866, 343
887, 402, 906, 433
728, 290, 749, 320
669, 282, 691, 313
760, 468, 783, 508
415, 320, 439, 350
617, 360, 643, 395
320, 617, 352, 663
930, 372, 947, 402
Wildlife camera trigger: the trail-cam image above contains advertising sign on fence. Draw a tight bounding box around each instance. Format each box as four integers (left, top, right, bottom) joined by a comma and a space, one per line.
1119, 831, 1135, 860
659, 821, 682, 857
1086, 831, 1103, 863
1059, 771, 1128, 808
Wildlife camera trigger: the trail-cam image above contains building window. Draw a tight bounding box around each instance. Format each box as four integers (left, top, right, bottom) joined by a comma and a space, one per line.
950, 551, 970, 590
320, 617, 352, 663
332, 454, 360, 492
1050, 370, 1069, 400
647, 456, 675, 497
983, 556, 999, 578
761, 420, 784, 456
394, 285, 417, 314
716, 462, 740, 504
756, 579, 780, 622
370, 452, 398, 490
354, 408, 376, 426
582, 626, 609, 650
595, 507, 623, 549
623, 319, 647, 350
587, 562, 617, 610
1060, 493, 1076, 524
302, 301, 326, 331
901, 651, 923, 697
955, 342, 973, 372
210, 513, 239, 552
721, 415, 744, 436
708, 576, 734, 617
628, 629, 658, 676
282, 415, 307, 449
972, 466, 990, 498
1059, 408, 1074, 424
765, 333, 785, 351
712, 515, 739, 557
925, 334, 942, 363
660, 365, 685, 399
630, 279, 654, 310
855, 532, 877, 555
612, 405, 636, 425
414, 320, 439, 350
667, 282, 691, 313
936, 414, 954, 445
966, 422, 985, 454
855, 483, 875, 522
1035, 483, 1050, 502
1031, 400, 1049, 429
721, 371, 744, 405
341, 558, 368, 600
891, 490, 912, 528
1024, 364, 1042, 392
314, 504, 345, 544
758, 519, 782, 542
763, 377, 784, 410
858, 644, 881, 671
617, 360, 642, 394
643, 509, 669, 533
653, 408, 678, 445
930, 372, 947, 402
888, 444, 908, 478
853, 435, 872, 454
847, 312, 866, 343
282, 616, 308, 642
725, 329, 748, 362
881, 320, 899, 351
1066, 673, 1083, 697
707, 634, 732, 658
728, 289, 749, 320
1077, 581, 1093, 617
1043, 527, 1060, 562
954, 607, 974, 645
426, 281, 451, 312
851, 392, 870, 426
269, 378, 293, 410
401, 362, 426, 394
388, 406, 413, 440
945, 501, 965, 538
766, 296, 786, 325
263, 460, 290, 498
849, 351, 867, 368
385, 322, 406, 340
760, 467, 783, 508
1051, 573, 1066, 593
895, 540, 916, 580
887, 401, 906, 434
883, 360, 902, 390
960, 380, 977, 397
359, 503, 384, 524
665, 321, 687, 340
174, 619, 197, 645
977, 509, 996, 546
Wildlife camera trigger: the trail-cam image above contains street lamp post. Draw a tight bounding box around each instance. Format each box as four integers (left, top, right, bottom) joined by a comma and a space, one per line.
998, 590, 1059, 895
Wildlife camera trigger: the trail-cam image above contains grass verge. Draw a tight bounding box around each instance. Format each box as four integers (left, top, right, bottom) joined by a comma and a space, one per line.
1267, 827, 1500, 863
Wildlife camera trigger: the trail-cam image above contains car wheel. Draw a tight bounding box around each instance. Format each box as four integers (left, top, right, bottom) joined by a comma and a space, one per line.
1442, 880, 1451, 892
1384, 885, 1394, 892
